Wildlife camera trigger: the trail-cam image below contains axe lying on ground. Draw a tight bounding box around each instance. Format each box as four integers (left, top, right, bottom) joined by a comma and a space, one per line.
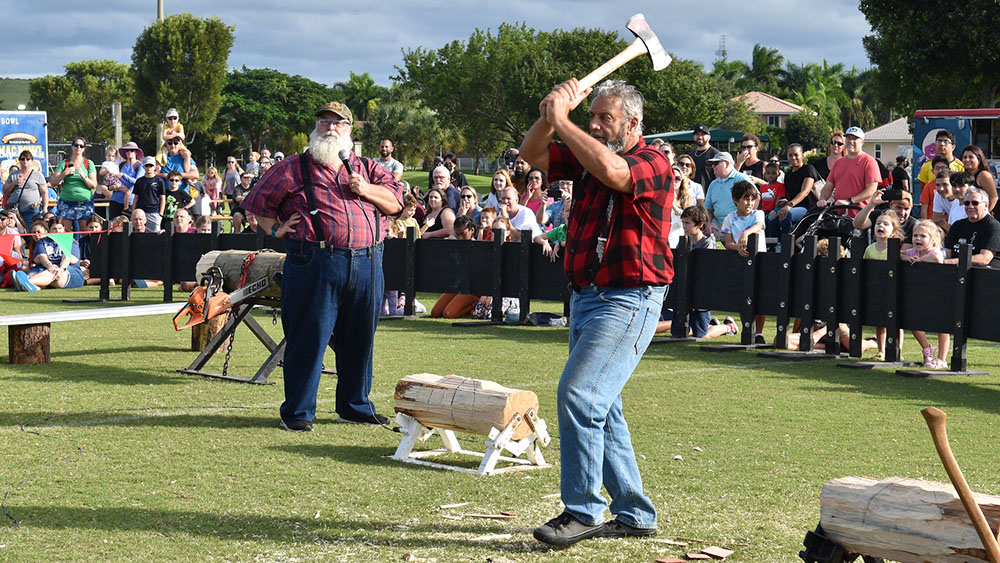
922, 406, 1000, 563
576, 13, 671, 91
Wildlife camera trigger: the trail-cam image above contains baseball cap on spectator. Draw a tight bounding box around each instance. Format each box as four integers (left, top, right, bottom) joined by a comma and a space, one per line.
845, 126, 865, 140
315, 101, 353, 123
141, 156, 156, 167
707, 152, 734, 165
890, 190, 913, 207
273, 152, 284, 161
241, 171, 253, 178
166, 108, 180, 119
693, 124, 710, 134
118, 141, 144, 160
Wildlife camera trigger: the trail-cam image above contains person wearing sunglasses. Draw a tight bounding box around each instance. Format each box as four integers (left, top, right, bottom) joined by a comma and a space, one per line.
813, 130, 846, 181
943, 187, 1000, 268
3, 150, 47, 226
50, 137, 98, 232
819, 127, 879, 217
162, 108, 185, 143
734, 133, 767, 187
157, 134, 199, 199
457, 186, 481, 224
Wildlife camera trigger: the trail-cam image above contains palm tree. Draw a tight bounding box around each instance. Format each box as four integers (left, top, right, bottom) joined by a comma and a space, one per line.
741, 44, 785, 93
334, 72, 387, 122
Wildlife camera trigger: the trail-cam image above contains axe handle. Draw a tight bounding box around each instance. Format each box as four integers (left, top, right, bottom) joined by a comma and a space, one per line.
577, 38, 648, 92
922, 407, 1000, 563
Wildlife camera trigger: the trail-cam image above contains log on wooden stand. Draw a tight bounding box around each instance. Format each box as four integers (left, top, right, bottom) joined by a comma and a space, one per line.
394, 373, 539, 441
820, 476, 1000, 563
195, 250, 284, 299
191, 314, 227, 353
9, 323, 50, 364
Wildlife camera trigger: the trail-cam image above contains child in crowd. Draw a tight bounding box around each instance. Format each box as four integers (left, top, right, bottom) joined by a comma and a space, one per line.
202, 167, 223, 215
863, 210, 902, 359
722, 180, 767, 344
392, 194, 420, 238
163, 170, 194, 225
451, 215, 478, 240
931, 170, 955, 234
193, 215, 212, 234
245, 152, 260, 177
542, 199, 572, 262
656, 205, 737, 339
935, 170, 974, 228
920, 155, 951, 219
131, 156, 167, 232
163, 108, 185, 142
99, 145, 123, 198
902, 219, 949, 369
760, 162, 788, 240
478, 207, 498, 241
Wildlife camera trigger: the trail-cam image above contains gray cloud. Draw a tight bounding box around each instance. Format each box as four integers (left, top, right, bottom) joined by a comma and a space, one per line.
4, 1, 873, 85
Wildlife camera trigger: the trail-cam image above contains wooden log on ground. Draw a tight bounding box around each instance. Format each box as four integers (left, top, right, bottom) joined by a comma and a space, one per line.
820, 476, 1000, 563
394, 374, 539, 440
195, 250, 284, 300
9, 323, 50, 364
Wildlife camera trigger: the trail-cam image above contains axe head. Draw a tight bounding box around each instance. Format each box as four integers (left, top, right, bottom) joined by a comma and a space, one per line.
626, 13, 671, 71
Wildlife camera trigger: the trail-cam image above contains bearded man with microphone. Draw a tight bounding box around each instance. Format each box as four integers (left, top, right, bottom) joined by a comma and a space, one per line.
242, 101, 404, 432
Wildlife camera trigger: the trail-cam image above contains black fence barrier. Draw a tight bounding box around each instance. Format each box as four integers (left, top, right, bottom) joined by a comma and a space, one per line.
90, 226, 993, 371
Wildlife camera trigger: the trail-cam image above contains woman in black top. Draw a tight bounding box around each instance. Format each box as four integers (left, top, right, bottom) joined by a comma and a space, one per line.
959, 144, 998, 213
776, 143, 823, 228
812, 131, 845, 180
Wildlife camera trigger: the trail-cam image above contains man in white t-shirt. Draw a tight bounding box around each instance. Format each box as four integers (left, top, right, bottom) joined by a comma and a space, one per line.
500, 187, 552, 252
376, 139, 404, 181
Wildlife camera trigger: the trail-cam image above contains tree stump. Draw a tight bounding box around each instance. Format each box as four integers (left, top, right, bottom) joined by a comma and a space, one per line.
820, 476, 1000, 563
191, 314, 227, 353
394, 374, 539, 440
9, 323, 50, 364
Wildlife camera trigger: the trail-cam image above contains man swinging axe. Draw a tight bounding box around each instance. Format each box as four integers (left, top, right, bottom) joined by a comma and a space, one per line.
519, 13, 673, 547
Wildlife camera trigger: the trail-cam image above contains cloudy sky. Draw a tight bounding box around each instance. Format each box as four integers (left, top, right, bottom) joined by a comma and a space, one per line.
6, 0, 873, 87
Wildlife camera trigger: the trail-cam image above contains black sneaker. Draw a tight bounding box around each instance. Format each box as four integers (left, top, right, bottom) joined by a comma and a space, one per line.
335, 412, 390, 426
280, 419, 313, 432
754, 333, 766, 346
532, 511, 605, 547
598, 519, 658, 539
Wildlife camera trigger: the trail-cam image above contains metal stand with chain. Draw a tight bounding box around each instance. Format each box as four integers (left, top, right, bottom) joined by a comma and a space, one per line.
177, 253, 336, 385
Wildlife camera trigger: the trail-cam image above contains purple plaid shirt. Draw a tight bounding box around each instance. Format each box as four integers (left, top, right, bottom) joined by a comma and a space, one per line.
241, 152, 403, 248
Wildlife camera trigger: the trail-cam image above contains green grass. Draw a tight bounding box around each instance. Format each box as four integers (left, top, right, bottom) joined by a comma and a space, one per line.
3, 287, 1000, 561
0, 78, 31, 110
402, 170, 493, 195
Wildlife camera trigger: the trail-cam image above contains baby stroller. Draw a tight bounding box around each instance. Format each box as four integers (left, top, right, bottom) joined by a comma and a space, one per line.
789, 203, 863, 252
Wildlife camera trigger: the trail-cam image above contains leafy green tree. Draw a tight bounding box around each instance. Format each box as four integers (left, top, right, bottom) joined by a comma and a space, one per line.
742, 44, 785, 93
218, 67, 335, 152
361, 90, 460, 168
333, 72, 387, 123
28, 60, 133, 142
131, 13, 234, 142
860, 0, 1000, 111
785, 110, 831, 152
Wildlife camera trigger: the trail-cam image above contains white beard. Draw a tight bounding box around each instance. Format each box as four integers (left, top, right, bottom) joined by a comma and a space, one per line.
308, 130, 353, 167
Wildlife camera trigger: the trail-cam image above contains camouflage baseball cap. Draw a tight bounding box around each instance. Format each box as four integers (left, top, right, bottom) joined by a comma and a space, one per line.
315, 101, 353, 123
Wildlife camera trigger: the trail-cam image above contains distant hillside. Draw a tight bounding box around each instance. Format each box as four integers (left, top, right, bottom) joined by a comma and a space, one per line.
0, 78, 32, 109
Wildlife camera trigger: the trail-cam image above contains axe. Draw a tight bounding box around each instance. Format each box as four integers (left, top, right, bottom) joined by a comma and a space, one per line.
577, 13, 671, 91
922, 407, 1000, 563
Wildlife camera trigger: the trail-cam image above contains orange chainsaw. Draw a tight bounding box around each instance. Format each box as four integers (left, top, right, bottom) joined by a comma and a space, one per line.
173, 267, 271, 331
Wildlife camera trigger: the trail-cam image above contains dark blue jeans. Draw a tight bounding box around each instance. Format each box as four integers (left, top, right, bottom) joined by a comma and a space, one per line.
280, 240, 383, 423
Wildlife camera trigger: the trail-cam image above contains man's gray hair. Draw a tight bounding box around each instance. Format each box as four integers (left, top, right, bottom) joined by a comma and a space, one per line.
966, 186, 988, 201
432, 165, 450, 178
593, 79, 644, 136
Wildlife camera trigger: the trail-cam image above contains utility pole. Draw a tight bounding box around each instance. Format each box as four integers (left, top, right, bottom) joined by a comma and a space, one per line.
112, 102, 122, 148
157, 0, 164, 22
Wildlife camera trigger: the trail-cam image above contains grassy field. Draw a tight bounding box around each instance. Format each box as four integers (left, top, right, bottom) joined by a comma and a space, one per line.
2, 287, 1000, 561
0, 79, 31, 110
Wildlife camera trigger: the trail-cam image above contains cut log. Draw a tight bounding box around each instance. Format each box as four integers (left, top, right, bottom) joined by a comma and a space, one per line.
9, 323, 50, 364
195, 250, 284, 300
191, 314, 227, 353
394, 374, 539, 440
820, 476, 1000, 563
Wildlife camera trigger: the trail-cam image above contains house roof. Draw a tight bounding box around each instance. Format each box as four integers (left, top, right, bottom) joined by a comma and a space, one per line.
734, 91, 804, 115
863, 117, 910, 142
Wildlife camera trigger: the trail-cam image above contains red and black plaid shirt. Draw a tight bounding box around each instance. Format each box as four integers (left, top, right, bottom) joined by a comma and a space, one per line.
241, 152, 403, 249
548, 139, 674, 289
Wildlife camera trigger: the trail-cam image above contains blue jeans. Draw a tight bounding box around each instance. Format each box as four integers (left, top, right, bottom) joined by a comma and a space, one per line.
557, 284, 666, 528
662, 307, 711, 338
280, 240, 383, 423
765, 206, 808, 239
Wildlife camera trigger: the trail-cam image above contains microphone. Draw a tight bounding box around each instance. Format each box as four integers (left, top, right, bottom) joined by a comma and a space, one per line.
338, 149, 354, 174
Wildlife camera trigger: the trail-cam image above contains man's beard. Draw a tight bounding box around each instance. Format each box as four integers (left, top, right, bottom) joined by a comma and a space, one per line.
513, 168, 526, 180
380, 148, 391, 158
592, 123, 628, 154
309, 130, 353, 167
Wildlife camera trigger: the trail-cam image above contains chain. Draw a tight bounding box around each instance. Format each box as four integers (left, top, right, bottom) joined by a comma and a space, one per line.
221, 252, 257, 379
